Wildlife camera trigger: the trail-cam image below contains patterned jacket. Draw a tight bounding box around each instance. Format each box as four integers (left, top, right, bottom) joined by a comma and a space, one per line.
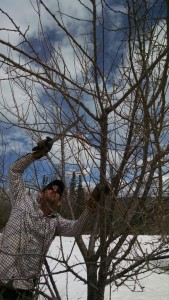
0, 153, 91, 290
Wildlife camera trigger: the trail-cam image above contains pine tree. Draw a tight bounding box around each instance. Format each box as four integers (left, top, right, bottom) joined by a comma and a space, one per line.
75, 175, 85, 218
66, 171, 77, 218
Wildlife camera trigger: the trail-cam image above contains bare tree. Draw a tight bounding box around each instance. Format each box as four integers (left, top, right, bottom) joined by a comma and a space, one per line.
0, 0, 169, 299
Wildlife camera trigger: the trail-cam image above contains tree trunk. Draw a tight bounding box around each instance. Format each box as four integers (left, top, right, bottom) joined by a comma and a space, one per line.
86, 263, 98, 300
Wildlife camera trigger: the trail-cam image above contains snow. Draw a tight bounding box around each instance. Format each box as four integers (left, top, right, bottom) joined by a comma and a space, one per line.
40, 236, 169, 299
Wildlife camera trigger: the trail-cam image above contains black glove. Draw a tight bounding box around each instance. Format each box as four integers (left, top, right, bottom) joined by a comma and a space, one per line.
32, 137, 54, 159
32, 136, 53, 152
91, 182, 111, 201
87, 182, 111, 212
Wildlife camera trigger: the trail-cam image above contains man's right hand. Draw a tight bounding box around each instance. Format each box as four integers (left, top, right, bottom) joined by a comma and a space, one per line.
32, 137, 53, 159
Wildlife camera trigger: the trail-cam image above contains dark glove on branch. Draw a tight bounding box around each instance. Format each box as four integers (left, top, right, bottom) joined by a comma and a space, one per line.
87, 182, 111, 212
92, 182, 111, 200
32, 137, 54, 159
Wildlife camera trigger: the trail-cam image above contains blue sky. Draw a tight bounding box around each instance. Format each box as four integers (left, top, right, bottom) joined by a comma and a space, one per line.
0, 0, 168, 193
0, 1, 124, 173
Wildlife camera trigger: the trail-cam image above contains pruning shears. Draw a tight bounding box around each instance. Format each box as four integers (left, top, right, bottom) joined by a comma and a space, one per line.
32, 117, 81, 152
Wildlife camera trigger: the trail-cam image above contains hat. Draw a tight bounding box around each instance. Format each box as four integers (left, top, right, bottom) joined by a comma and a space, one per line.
42, 179, 65, 195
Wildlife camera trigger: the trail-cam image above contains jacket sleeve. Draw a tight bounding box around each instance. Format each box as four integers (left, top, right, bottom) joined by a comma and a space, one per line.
8, 153, 35, 207
55, 208, 92, 237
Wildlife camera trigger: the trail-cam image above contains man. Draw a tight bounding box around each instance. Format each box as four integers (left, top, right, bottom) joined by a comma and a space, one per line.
0, 139, 101, 300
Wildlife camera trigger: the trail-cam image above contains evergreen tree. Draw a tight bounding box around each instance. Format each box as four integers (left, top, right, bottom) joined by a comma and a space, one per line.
75, 175, 85, 218
69, 171, 77, 200
60, 172, 77, 219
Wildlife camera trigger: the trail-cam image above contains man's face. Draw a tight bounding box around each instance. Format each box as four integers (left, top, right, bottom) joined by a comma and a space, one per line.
40, 185, 62, 215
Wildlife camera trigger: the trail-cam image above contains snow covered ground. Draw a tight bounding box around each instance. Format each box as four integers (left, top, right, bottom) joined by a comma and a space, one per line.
41, 236, 169, 300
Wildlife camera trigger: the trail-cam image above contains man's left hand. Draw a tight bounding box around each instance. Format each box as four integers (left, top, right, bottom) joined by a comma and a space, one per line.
86, 182, 110, 212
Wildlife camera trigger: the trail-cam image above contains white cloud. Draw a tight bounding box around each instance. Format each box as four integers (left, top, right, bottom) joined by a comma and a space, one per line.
0, 0, 102, 176
0, 1, 38, 45
0, 0, 167, 191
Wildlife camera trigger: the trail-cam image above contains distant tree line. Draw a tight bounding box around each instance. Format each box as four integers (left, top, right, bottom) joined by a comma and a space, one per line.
1, 179, 169, 235
61, 172, 86, 219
